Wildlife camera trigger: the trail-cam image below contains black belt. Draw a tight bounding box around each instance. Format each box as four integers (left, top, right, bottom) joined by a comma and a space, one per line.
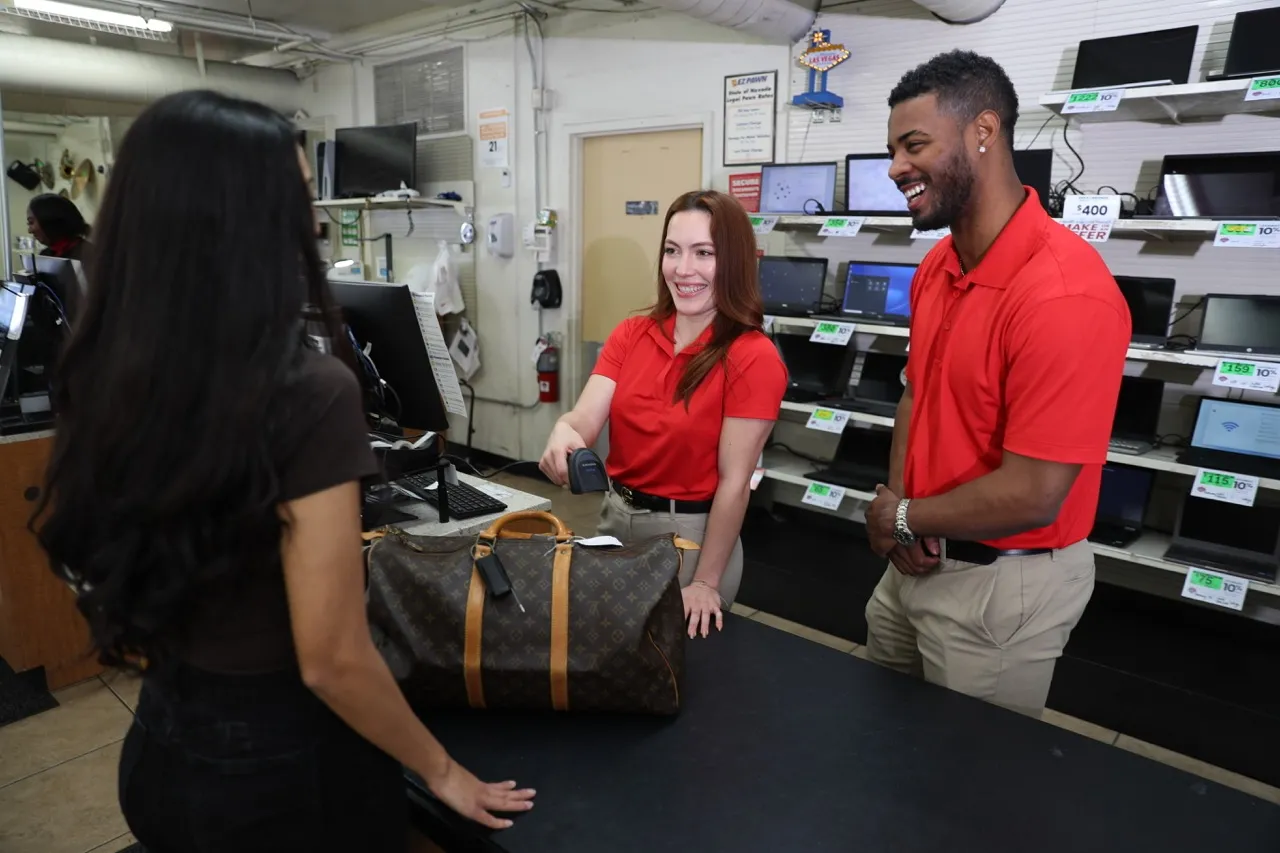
610, 481, 714, 514
944, 540, 1053, 566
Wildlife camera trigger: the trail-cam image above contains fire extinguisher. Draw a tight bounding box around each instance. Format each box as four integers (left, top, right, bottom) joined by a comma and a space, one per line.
537, 342, 560, 404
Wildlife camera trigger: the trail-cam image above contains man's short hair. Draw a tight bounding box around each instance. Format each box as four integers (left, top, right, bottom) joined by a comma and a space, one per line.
888, 50, 1019, 145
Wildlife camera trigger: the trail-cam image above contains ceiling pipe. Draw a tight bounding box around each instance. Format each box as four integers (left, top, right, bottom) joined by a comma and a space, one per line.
3, 120, 63, 136
0, 33, 305, 112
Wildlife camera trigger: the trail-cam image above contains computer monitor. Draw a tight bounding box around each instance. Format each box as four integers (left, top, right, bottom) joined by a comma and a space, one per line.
1111, 376, 1163, 442
327, 279, 450, 432
841, 261, 915, 324
1197, 294, 1280, 356
1221, 7, 1280, 80
1150, 152, 1280, 219
853, 352, 907, 407
1096, 464, 1154, 529
31, 256, 86, 325
335, 123, 418, 198
758, 256, 827, 317
759, 163, 838, 215
1070, 26, 1198, 90
1187, 397, 1280, 462
1168, 491, 1280, 581
775, 333, 855, 400
1012, 149, 1053, 212
1114, 276, 1174, 347
844, 154, 908, 216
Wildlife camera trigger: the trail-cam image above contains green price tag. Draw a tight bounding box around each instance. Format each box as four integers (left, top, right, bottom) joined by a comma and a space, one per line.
814, 409, 833, 420
750, 217, 763, 226
810, 484, 830, 497
817, 322, 838, 333
1221, 361, 1256, 376
1067, 92, 1099, 104
825, 218, 844, 227
1220, 223, 1257, 236
1200, 471, 1235, 488
1189, 570, 1223, 591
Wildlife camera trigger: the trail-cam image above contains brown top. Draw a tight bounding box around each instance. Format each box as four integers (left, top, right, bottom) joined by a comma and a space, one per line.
176, 348, 380, 674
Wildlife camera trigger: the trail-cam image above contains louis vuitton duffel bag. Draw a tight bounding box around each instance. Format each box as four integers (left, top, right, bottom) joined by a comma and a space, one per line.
366, 510, 694, 715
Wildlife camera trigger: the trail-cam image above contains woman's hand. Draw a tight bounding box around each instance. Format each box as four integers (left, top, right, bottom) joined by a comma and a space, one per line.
682, 580, 723, 639
426, 757, 536, 830
538, 421, 586, 486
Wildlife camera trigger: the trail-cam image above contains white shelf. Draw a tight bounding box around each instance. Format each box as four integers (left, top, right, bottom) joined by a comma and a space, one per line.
1112, 445, 1280, 492
1093, 531, 1280, 599
1039, 78, 1280, 124
759, 449, 876, 503
314, 196, 470, 217
779, 400, 897, 429
767, 315, 910, 337
773, 214, 1218, 242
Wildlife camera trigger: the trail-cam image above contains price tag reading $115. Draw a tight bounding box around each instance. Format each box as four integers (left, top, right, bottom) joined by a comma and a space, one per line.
1191, 468, 1259, 508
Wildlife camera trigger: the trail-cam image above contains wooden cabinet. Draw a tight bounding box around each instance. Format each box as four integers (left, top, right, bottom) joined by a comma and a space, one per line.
0, 435, 102, 690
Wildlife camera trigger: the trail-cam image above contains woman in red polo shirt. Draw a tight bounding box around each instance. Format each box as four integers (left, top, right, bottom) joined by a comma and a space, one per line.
539, 190, 787, 639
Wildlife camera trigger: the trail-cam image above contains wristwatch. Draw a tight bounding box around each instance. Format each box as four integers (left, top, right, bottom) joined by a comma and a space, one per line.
893, 498, 917, 547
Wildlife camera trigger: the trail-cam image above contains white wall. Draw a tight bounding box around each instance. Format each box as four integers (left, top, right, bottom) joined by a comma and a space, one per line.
301, 9, 789, 461
4, 119, 110, 260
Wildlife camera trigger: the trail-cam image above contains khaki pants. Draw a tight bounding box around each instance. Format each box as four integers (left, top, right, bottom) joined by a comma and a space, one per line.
596, 489, 745, 607
864, 539, 1096, 718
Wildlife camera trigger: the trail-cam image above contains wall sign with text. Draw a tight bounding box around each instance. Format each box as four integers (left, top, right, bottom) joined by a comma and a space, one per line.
724, 71, 777, 167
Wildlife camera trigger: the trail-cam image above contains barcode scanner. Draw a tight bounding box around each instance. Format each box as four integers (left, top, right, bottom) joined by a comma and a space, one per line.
567, 448, 608, 494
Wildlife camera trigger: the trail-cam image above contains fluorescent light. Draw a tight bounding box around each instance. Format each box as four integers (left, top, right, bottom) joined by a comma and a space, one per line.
332, 259, 356, 269
14, 0, 173, 33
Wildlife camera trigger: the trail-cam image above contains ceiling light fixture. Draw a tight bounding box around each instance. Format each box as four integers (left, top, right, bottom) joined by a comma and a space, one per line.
12, 0, 173, 33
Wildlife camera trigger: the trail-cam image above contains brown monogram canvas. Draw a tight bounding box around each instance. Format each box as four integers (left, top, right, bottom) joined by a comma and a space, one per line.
367, 528, 687, 715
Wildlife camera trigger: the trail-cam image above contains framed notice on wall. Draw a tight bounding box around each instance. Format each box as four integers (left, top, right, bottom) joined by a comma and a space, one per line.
723, 71, 777, 167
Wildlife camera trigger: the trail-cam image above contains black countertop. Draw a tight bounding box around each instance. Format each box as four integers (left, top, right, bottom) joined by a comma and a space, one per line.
408, 614, 1280, 853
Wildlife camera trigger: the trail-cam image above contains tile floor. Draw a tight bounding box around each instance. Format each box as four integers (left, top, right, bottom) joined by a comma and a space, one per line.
3, 474, 1277, 852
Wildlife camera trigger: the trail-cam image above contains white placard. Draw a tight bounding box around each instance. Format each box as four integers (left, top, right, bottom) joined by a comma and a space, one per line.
1060, 220, 1113, 243
801, 482, 846, 511
762, 315, 775, 334
410, 290, 468, 417
818, 216, 866, 237
1191, 468, 1259, 508
1181, 569, 1249, 612
724, 71, 778, 166
1061, 89, 1124, 114
750, 468, 764, 491
1213, 222, 1280, 249
1245, 75, 1280, 102
1061, 195, 1121, 221
805, 407, 850, 434
910, 226, 951, 240
750, 215, 778, 235
1212, 358, 1280, 393
809, 321, 855, 346
477, 108, 509, 169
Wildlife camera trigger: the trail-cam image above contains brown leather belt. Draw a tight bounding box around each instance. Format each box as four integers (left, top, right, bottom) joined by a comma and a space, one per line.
945, 540, 1052, 566
610, 480, 713, 514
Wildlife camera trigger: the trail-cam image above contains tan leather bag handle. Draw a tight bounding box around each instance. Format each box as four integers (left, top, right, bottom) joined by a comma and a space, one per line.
478, 510, 572, 540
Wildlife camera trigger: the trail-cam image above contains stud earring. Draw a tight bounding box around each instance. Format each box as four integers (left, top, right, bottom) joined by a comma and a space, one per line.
978, 145, 987, 153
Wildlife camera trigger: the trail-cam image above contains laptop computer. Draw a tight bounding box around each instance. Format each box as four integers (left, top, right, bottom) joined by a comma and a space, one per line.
807, 424, 893, 493
759, 162, 839, 215
1177, 396, 1280, 480
826, 351, 908, 417
1194, 294, 1280, 358
1145, 151, 1280, 220
758, 256, 828, 317
1164, 491, 1280, 584
1070, 26, 1198, 90
775, 332, 856, 404
1012, 149, 1053, 213
839, 261, 915, 326
1114, 276, 1175, 349
1208, 7, 1280, 81
1088, 463, 1154, 548
1109, 375, 1164, 455
845, 154, 909, 217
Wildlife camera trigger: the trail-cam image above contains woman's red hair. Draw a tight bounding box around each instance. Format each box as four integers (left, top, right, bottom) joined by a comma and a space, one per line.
650, 190, 763, 406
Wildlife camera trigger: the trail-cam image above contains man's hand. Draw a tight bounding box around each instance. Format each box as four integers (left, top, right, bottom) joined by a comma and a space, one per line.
866, 484, 903, 556
887, 540, 940, 576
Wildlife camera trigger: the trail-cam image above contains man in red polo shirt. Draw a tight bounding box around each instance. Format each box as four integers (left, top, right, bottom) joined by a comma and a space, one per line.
862, 50, 1131, 718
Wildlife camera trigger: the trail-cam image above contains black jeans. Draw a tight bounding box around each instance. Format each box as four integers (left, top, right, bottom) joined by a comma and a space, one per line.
119, 664, 407, 853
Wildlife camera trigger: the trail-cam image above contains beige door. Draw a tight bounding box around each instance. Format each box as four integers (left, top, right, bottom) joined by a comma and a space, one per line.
581, 128, 703, 349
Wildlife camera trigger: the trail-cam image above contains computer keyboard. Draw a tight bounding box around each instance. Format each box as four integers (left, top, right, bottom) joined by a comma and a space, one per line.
395, 471, 508, 520
1108, 438, 1154, 455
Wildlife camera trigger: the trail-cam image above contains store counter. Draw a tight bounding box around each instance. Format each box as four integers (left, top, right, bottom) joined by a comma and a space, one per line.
0, 430, 102, 690
405, 614, 1280, 853
389, 473, 553, 538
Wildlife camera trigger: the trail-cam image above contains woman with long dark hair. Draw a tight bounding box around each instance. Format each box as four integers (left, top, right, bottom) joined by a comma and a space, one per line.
538, 190, 787, 639
27, 193, 91, 260
34, 90, 533, 851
